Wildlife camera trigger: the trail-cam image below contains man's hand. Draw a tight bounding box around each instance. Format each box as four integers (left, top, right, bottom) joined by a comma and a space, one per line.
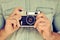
4, 8, 22, 34
34, 12, 52, 40
34, 12, 60, 40
34, 12, 51, 33
0, 8, 22, 40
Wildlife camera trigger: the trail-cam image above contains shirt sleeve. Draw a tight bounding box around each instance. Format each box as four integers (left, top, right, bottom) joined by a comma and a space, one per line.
0, 4, 5, 29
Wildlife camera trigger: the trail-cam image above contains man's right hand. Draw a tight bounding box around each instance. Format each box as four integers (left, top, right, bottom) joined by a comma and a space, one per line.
0, 7, 22, 40
4, 8, 22, 35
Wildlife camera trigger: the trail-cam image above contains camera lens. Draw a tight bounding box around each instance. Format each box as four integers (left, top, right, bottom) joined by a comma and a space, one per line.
26, 15, 35, 25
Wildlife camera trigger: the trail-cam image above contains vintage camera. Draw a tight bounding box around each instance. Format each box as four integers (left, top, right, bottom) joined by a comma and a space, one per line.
19, 10, 40, 27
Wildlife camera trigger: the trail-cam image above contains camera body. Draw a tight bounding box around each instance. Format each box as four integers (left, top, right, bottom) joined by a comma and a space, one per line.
20, 12, 40, 27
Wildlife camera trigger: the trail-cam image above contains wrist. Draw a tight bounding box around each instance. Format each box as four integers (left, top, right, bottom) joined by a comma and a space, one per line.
0, 29, 9, 40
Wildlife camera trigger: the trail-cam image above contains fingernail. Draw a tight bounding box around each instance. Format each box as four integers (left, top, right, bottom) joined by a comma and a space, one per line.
34, 25, 36, 28
19, 17, 22, 20
41, 30, 44, 34
19, 9, 22, 12
40, 16, 43, 18
14, 14, 17, 15
16, 25, 18, 27
11, 23, 14, 29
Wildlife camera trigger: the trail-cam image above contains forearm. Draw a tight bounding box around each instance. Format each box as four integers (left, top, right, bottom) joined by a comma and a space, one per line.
0, 30, 9, 40
40, 32, 60, 40
51, 32, 60, 40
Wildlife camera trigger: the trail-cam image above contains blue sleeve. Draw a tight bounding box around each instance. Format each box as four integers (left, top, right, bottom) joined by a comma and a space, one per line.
0, 5, 5, 29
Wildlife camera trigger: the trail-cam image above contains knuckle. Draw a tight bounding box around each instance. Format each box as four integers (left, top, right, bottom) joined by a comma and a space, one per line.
14, 7, 23, 11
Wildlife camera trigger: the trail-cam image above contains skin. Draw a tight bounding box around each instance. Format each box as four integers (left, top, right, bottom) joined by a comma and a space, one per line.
34, 12, 60, 40
0, 7, 22, 40
0, 8, 60, 40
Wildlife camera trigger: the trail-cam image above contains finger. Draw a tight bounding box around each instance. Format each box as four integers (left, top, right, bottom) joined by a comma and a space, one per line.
11, 23, 16, 29
16, 20, 20, 28
34, 17, 51, 29
10, 19, 17, 29
10, 7, 23, 16
8, 7, 22, 20
36, 12, 48, 20
37, 26, 44, 34
13, 20, 20, 31
34, 18, 45, 28
5, 19, 17, 30
10, 13, 21, 20
37, 22, 46, 29
8, 12, 22, 20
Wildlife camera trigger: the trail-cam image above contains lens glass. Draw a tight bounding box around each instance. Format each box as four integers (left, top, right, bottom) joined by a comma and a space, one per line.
26, 15, 35, 25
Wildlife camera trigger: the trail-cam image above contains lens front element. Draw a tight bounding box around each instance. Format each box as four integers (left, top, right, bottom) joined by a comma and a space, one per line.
26, 15, 35, 25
